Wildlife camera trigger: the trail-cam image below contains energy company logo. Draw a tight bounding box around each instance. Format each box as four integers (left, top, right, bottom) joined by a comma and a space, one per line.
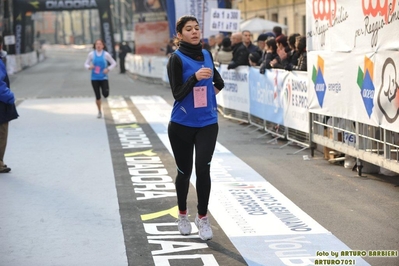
312, 56, 326, 107
377, 58, 399, 123
357, 56, 375, 118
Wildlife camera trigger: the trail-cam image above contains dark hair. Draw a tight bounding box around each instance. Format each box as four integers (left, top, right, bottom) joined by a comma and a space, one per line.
0, 35, 3, 46
273, 26, 282, 37
265, 38, 277, 52
297, 36, 306, 53
288, 33, 300, 48
176, 15, 199, 34
249, 51, 261, 64
222, 37, 231, 48
174, 15, 199, 46
276, 35, 288, 47
93, 39, 107, 51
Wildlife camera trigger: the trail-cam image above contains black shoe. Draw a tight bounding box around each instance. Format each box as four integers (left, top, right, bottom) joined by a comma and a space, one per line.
0, 166, 11, 173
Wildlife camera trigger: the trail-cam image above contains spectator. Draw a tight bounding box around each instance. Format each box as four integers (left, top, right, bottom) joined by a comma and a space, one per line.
248, 51, 261, 66
165, 38, 177, 56
227, 32, 249, 69
118, 41, 132, 73
287, 33, 300, 66
275, 35, 291, 67
286, 36, 307, 71
0, 35, 19, 173
256, 32, 274, 65
214, 33, 224, 54
273, 26, 283, 38
215, 37, 233, 65
208, 35, 218, 58
259, 38, 282, 74
242, 30, 259, 53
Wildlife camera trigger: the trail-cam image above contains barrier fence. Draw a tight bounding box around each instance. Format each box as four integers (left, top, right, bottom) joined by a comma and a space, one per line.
125, 53, 399, 176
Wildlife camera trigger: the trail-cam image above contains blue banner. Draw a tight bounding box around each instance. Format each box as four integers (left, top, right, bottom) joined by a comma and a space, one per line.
249, 67, 284, 124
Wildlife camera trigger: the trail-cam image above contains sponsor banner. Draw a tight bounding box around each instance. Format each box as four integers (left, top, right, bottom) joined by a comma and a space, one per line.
283, 71, 310, 133
134, 21, 169, 55
133, 0, 166, 12
173, 0, 219, 39
231, 234, 370, 266
216, 65, 250, 114
307, 51, 379, 127
209, 181, 329, 237
308, 51, 399, 131
14, 0, 99, 11
374, 50, 399, 131
248, 67, 285, 124
306, 0, 399, 52
125, 54, 165, 79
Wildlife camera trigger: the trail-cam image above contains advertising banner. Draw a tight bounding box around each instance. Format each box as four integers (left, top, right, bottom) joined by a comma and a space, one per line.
12, 0, 116, 57
283, 71, 310, 133
306, 0, 399, 52
216, 65, 250, 114
248, 68, 285, 125
307, 50, 399, 129
134, 21, 169, 55
374, 50, 399, 132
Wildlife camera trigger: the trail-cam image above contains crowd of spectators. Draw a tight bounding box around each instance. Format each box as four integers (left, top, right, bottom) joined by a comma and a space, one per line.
205, 26, 307, 72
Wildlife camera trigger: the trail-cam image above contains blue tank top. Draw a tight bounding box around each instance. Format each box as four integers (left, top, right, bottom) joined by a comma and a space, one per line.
91, 51, 108, 80
171, 49, 218, 127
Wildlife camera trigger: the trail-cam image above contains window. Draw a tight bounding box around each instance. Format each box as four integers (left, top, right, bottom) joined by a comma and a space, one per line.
272, 13, 278, 22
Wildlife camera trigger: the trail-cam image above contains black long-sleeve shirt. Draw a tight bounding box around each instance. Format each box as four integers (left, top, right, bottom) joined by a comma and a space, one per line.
167, 41, 224, 101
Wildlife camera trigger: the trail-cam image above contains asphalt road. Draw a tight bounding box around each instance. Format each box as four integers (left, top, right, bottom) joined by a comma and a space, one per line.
2, 45, 398, 266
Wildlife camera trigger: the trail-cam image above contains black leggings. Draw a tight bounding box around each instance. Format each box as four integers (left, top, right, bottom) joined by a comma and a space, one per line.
91, 80, 109, 100
168, 122, 218, 216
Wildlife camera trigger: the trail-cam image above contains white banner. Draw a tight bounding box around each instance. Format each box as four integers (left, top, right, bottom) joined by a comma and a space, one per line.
283, 71, 310, 133
307, 50, 399, 131
210, 8, 241, 32
174, 0, 219, 39
216, 65, 250, 114
306, 0, 399, 52
374, 50, 399, 132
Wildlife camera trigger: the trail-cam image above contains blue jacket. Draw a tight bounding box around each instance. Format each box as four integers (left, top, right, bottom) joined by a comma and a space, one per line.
0, 60, 18, 124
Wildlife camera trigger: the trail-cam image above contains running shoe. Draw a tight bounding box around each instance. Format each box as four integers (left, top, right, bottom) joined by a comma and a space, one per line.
97, 112, 102, 119
195, 214, 213, 240
177, 213, 192, 235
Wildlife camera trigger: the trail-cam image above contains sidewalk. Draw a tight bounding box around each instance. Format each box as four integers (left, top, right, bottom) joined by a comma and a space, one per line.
0, 98, 127, 265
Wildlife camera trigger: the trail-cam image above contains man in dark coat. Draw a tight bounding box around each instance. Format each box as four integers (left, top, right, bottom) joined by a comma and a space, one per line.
118, 41, 132, 73
227, 32, 249, 70
0, 35, 18, 173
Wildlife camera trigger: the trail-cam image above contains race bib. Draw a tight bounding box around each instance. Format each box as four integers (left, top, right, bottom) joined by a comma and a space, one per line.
94, 66, 101, 74
193, 86, 207, 108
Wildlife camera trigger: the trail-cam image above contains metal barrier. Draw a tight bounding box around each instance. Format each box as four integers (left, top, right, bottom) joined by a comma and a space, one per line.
310, 113, 399, 176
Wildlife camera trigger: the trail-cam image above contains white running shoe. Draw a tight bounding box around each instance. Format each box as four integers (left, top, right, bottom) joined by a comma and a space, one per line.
97, 112, 102, 118
177, 213, 192, 235
195, 214, 213, 240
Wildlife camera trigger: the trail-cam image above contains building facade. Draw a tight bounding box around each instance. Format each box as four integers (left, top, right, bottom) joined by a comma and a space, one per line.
232, 0, 306, 35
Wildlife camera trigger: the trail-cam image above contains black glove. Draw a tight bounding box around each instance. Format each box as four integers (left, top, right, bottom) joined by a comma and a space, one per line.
285, 64, 293, 71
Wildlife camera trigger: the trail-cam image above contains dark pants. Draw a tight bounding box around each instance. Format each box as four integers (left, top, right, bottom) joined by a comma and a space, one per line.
0, 122, 9, 167
168, 122, 218, 216
91, 80, 109, 100
119, 56, 126, 73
